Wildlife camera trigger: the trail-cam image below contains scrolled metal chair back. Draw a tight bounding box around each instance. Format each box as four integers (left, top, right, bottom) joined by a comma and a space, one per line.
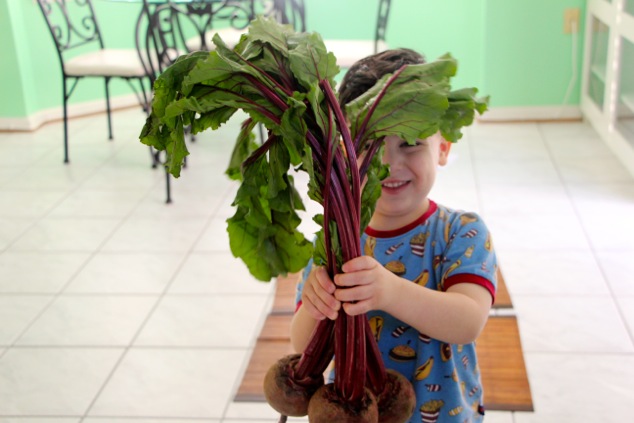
36, 0, 105, 62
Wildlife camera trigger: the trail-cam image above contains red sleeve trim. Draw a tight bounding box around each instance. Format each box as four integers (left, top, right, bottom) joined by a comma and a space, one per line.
443, 273, 496, 304
295, 300, 303, 313
365, 200, 438, 238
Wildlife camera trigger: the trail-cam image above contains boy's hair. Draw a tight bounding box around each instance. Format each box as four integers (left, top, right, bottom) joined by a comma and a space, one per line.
338, 48, 426, 108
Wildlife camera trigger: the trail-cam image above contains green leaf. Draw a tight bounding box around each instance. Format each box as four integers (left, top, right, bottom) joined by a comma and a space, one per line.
226, 119, 258, 181
246, 15, 292, 56
440, 89, 490, 142
288, 31, 339, 91
346, 58, 457, 146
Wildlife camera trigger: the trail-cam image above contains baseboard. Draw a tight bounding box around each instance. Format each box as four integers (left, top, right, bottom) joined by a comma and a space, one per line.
478, 105, 582, 122
0, 94, 144, 132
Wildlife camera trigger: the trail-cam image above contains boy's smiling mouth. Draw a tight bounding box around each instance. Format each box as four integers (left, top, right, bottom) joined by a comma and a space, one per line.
382, 179, 410, 192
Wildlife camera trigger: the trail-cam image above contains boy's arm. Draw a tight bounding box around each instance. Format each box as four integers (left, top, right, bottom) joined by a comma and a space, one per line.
334, 256, 493, 345
290, 266, 341, 353
290, 304, 319, 353
385, 277, 492, 344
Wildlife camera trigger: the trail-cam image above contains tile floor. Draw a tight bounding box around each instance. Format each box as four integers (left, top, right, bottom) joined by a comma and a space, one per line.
0, 107, 633, 422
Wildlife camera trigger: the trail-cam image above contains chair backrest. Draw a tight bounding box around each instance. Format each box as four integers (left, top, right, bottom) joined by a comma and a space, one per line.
36, 0, 105, 70
136, 0, 306, 82
374, 0, 392, 53
271, 0, 305, 32
137, 0, 257, 69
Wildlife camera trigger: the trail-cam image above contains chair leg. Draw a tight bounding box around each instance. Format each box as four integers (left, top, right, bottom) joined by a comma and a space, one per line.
105, 77, 113, 140
164, 168, 172, 204
140, 77, 159, 169
150, 146, 158, 168
62, 78, 70, 164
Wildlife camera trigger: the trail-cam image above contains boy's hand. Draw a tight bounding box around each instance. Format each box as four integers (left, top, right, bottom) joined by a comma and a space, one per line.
301, 266, 341, 321
334, 255, 398, 316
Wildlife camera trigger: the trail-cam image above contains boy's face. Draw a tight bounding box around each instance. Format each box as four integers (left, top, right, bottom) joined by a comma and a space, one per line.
368, 132, 450, 230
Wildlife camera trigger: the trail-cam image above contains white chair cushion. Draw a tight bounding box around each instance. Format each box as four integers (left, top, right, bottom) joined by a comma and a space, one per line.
186, 27, 246, 51
324, 39, 389, 68
65, 49, 146, 78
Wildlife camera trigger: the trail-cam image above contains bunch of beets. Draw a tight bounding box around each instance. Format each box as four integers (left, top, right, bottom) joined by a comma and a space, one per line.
140, 17, 487, 422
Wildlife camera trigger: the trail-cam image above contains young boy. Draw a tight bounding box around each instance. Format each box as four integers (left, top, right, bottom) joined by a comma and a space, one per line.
290, 49, 497, 423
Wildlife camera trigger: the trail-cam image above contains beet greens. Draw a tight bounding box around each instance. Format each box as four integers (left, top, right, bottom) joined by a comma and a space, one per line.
140, 16, 487, 420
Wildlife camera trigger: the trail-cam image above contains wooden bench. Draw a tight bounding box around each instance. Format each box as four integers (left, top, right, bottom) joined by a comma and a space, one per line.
235, 269, 533, 412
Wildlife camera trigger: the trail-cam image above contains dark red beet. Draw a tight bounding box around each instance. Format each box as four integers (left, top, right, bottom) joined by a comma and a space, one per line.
308, 383, 379, 422
263, 354, 324, 417
376, 369, 416, 423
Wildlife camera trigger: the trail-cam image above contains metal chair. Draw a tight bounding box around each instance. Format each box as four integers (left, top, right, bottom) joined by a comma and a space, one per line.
183, 0, 305, 52
36, 0, 151, 164
137, 0, 305, 203
323, 0, 392, 68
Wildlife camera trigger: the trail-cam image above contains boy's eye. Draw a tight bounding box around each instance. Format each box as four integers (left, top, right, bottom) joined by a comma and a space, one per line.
400, 141, 424, 149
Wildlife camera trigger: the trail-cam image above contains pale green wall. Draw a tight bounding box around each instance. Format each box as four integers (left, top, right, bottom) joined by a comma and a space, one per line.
483, 0, 587, 107
0, 0, 29, 117
0, 0, 586, 119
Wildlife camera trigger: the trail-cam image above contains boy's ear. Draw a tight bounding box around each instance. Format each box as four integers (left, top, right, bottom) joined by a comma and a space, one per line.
438, 139, 451, 166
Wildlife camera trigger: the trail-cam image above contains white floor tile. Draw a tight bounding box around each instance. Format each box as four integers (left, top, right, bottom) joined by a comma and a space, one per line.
64, 252, 185, 294
515, 353, 634, 423
616, 297, 634, 341
168, 252, 273, 295
88, 348, 247, 418
15, 295, 157, 347
84, 419, 214, 423
0, 218, 33, 250
0, 252, 90, 293
9, 217, 121, 252
224, 402, 285, 419
192, 217, 233, 252
474, 157, 562, 187
0, 418, 80, 423
83, 420, 206, 423
0, 296, 53, 345
514, 296, 633, 353
81, 165, 161, 192
48, 188, 145, 218
0, 347, 123, 415
554, 155, 634, 184
576, 213, 634, 251
0, 190, 68, 219
134, 294, 269, 347
132, 182, 233, 219
566, 181, 634, 216
101, 216, 208, 253
596, 250, 634, 296
485, 212, 591, 252
496, 250, 611, 296
478, 183, 575, 216
4, 165, 96, 191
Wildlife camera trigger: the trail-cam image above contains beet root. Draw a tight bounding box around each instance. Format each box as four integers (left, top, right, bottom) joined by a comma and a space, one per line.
263, 354, 324, 417
376, 369, 416, 423
308, 383, 379, 422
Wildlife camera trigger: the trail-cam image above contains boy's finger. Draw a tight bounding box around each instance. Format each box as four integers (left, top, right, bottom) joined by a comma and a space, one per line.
314, 267, 336, 293
341, 255, 375, 273
305, 285, 339, 320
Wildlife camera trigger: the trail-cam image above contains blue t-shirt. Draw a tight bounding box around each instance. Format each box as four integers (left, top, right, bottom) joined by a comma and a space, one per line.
296, 200, 498, 423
